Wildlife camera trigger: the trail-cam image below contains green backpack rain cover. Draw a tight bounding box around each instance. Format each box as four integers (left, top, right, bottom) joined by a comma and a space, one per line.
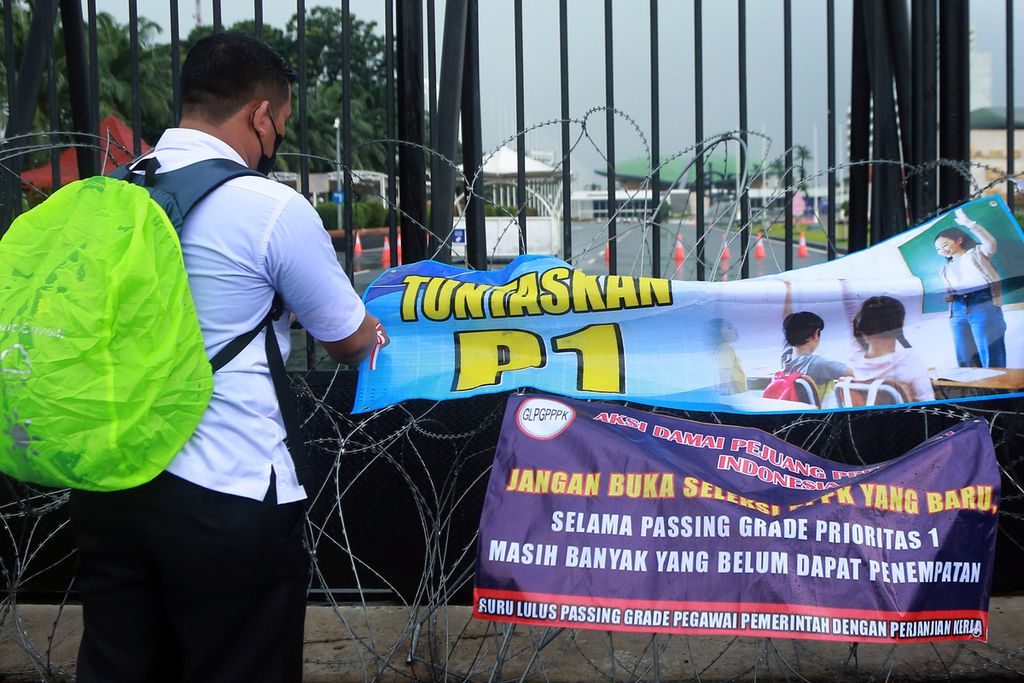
0, 171, 231, 491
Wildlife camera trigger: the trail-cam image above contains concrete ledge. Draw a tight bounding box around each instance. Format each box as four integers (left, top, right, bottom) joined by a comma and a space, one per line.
1, 598, 1022, 681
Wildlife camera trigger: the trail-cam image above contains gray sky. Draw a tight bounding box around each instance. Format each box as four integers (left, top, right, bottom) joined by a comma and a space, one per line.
108, 1, 1022, 186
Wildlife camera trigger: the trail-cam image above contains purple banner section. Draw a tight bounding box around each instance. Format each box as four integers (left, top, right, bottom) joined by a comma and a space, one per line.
474, 395, 999, 642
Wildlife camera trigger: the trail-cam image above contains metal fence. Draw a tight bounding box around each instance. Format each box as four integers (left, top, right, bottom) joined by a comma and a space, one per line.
3, 1, 1019, 263
2, 0, 1024, 681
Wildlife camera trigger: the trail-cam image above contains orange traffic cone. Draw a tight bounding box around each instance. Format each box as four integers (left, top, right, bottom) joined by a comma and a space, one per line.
604, 243, 610, 261
797, 231, 809, 258
754, 233, 766, 259
353, 232, 363, 255
721, 241, 731, 261
381, 236, 391, 267
673, 236, 685, 266
397, 233, 403, 264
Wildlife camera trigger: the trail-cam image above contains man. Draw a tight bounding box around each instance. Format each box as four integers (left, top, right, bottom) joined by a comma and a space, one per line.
68, 33, 385, 682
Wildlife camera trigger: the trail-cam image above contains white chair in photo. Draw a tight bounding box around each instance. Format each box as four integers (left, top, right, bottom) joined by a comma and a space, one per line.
833, 377, 910, 407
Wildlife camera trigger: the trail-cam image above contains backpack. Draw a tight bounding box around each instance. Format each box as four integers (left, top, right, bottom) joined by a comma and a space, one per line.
762, 370, 802, 402
0, 158, 308, 491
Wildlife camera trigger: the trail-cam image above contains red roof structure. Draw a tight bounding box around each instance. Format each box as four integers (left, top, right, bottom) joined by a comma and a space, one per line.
20, 115, 150, 190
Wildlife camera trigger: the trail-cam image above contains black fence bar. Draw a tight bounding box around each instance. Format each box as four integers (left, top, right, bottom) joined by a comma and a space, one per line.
128, 0, 141, 155
11, 1, 54, 145
938, 0, 969, 206
87, 0, 99, 163
866, 0, 885, 244
782, 0, 793, 271
888, 1, 912, 200
60, 0, 93, 181
254, 0, 263, 38
826, 0, 836, 260
514, 0, 527, 253
461, 0, 486, 269
427, 0, 437, 247
649, 0, 661, 278
213, 0, 222, 33
297, 0, 310, 200
396, 0, 427, 264
298, 0, 314, 371
848, 5, 869, 253
46, 0, 59, 190
2, 0, 19, 231
170, 0, 181, 123
385, 0, 398, 258
604, 0, 616, 275
1007, 0, 1016, 214
911, 0, 938, 222
427, 0, 437, 150
693, 0, 704, 281
431, 0, 469, 264
870, 0, 907, 242
558, 0, 571, 261
340, 0, 353, 273
3, 0, 15, 128
738, 0, 749, 278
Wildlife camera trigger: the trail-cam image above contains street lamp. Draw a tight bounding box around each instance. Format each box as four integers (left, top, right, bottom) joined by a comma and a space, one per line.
334, 117, 342, 234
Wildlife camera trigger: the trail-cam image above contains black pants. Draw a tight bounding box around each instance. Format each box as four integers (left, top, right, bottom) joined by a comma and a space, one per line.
69, 472, 308, 683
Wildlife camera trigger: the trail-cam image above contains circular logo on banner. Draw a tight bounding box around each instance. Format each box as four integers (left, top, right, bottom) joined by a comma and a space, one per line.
516, 398, 575, 440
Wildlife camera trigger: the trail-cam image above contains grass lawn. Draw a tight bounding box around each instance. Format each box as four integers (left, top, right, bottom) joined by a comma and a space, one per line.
766, 210, 1023, 254
764, 222, 849, 252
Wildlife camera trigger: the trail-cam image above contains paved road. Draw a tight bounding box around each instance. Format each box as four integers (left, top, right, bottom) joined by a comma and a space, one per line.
341, 219, 832, 294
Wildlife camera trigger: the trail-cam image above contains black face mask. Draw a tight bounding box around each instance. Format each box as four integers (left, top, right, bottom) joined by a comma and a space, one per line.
253, 108, 284, 176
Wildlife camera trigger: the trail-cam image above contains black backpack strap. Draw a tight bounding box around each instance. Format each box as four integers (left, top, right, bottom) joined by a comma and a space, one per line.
109, 157, 262, 227
209, 294, 312, 488
208, 295, 284, 373
111, 157, 312, 488
260, 300, 312, 488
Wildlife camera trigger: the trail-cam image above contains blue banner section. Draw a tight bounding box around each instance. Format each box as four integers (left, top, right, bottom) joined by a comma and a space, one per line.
355, 197, 1024, 413
473, 395, 999, 642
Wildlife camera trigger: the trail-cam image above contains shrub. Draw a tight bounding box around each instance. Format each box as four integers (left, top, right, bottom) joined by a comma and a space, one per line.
315, 201, 389, 231
485, 203, 538, 217
315, 202, 339, 230
355, 201, 388, 229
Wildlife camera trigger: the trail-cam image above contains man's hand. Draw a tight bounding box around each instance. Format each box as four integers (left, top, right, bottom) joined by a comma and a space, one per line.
321, 313, 385, 366
375, 321, 390, 349
369, 321, 389, 370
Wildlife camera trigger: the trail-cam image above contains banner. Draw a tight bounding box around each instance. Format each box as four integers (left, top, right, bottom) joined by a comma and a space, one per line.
355, 196, 1024, 414
473, 395, 999, 642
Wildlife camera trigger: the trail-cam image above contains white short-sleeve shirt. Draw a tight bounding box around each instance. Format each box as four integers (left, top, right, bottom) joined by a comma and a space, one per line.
140, 129, 366, 504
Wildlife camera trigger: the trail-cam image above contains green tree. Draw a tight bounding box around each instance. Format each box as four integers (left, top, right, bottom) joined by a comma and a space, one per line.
282, 7, 388, 172
1, 6, 171, 167
2, 5, 388, 174
190, 11, 389, 172
95, 13, 172, 144
794, 144, 812, 187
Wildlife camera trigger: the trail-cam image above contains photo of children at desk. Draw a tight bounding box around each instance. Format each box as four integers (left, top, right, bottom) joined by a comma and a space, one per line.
846, 296, 935, 403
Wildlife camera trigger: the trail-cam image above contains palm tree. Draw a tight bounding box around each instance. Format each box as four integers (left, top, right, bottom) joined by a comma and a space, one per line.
794, 144, 812, 188
94, 13, 172, 145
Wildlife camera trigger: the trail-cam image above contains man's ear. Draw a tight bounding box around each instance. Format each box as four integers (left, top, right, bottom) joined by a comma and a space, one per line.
249, 99, 272, 133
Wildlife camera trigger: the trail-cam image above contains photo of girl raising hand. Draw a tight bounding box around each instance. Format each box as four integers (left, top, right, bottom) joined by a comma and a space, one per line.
934, 208, 1007, 368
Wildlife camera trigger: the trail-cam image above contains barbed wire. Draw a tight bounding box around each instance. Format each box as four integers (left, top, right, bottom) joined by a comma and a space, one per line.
0, 128, 1023, 681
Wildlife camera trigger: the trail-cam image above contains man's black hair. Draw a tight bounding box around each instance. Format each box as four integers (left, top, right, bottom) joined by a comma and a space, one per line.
181, 32, 297, 122
782, 311, 824, 347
